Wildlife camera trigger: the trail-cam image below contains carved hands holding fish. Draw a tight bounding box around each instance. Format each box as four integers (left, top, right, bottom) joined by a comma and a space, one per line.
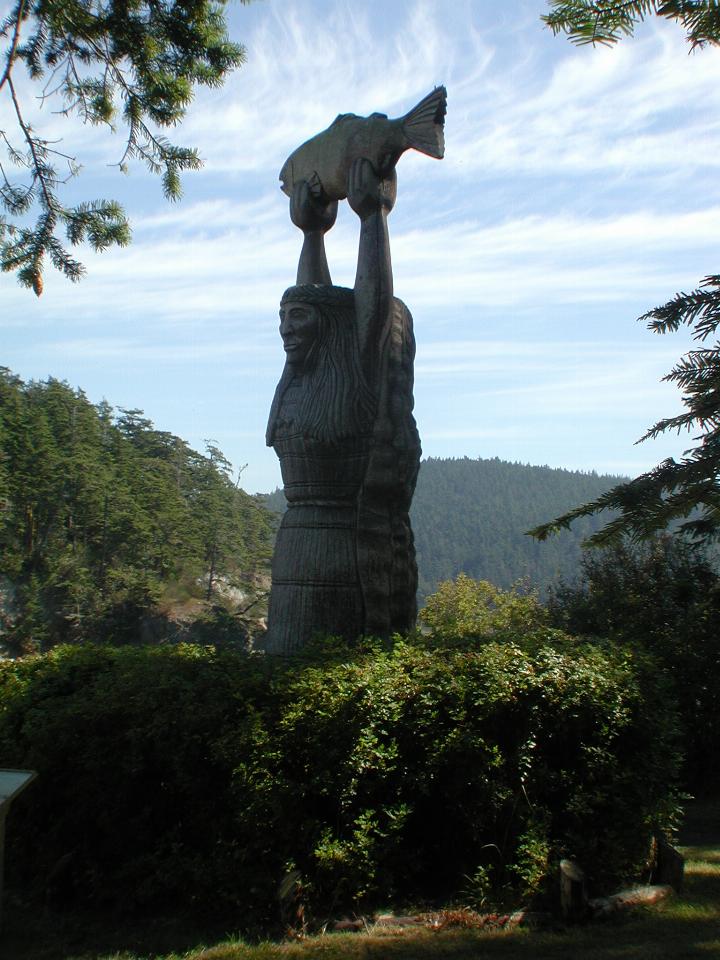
290, 158, 395, 226
346, 157, 396, 221
291, 179, 337, 285
290, 179, 338, 234
291, 158, 395, 292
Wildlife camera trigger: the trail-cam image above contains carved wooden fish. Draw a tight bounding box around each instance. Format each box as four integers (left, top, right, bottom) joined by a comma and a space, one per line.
279, 86, 447, 200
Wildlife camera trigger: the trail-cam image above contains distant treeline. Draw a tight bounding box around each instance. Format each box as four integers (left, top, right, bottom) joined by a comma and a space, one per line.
263, 456, 623, 598
0, 368, 274, 654
412, 456, 623, 597
0, 363, 624, 657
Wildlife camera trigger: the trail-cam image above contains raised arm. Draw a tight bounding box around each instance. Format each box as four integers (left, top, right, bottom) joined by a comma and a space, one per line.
290, 180, 337, 285
346, 158, 396, 375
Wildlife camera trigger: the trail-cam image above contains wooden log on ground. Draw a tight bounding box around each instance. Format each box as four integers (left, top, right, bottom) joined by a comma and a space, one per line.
589, 884, 673, 919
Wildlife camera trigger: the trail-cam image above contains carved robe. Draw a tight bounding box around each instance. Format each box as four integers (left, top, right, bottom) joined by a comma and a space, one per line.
265, 296, 420, 653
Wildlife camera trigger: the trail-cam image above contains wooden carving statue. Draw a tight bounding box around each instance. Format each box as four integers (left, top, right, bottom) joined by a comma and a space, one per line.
265, 88, 446, 654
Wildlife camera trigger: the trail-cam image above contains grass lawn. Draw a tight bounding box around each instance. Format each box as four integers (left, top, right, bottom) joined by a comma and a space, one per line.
4, 798, 719, 960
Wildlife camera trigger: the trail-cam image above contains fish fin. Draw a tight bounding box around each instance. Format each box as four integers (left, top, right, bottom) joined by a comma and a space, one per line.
307, 170, 324, 198
401, 85, 447, 160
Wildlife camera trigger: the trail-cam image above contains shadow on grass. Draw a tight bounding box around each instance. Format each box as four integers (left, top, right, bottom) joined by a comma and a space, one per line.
4, 798, 719, 960
0, 898, 254, 960
4, 865, 717, 960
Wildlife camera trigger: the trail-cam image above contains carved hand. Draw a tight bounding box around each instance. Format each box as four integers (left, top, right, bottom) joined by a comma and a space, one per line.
290, 179, 338, 234
347, 157, 397, 220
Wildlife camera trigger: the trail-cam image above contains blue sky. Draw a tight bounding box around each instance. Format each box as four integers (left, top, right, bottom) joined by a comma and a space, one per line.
3, 0, 720, 493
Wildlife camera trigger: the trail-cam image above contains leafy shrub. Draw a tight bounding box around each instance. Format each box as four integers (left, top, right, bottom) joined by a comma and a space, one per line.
0, 630, 681, 927
0, 645, 278, 919
548, 536, 720, 788
257, 637, 680, 911
419, 574, 546, 640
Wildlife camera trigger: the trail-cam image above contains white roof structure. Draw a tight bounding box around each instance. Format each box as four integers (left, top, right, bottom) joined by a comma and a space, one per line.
0, 770, 36, 809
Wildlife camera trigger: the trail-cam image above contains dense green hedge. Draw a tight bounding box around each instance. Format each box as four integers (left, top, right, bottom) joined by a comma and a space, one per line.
547, 537, 720, 788
0, 630, 681, 928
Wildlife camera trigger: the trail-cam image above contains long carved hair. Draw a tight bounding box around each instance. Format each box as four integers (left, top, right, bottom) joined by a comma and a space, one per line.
266, 284, 377, 446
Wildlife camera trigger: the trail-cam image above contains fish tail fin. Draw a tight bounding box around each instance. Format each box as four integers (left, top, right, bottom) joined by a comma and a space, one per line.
401, 85, 447, 159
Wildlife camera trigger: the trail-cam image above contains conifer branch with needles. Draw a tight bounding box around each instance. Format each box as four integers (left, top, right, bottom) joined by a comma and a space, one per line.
1, 0, 249, 293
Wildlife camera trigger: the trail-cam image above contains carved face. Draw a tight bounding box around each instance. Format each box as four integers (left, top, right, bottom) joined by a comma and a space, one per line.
279, 301, 319, 366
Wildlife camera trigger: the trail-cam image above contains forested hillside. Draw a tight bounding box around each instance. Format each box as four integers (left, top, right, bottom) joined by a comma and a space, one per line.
1, 364, 625, 657
0, 369, 274, 655
264, 456, 623, 598
413, 457, 623, 597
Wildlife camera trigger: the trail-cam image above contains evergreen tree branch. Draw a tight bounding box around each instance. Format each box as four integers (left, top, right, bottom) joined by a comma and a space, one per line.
534, 9, 720, 545
529, 275, 720, 545
7, 74, 54, 210
1, 0, 249, 292
543, 1, 720, 48
0, 0, 26, 92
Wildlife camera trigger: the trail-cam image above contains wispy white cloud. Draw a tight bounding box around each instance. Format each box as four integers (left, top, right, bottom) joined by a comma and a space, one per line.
3, 0, 717, 493
37, 337, 277, 363
447, 15, 720, 179
3, 196, 716, 330
183, 0, 459, 176
420, 332, 682, 378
